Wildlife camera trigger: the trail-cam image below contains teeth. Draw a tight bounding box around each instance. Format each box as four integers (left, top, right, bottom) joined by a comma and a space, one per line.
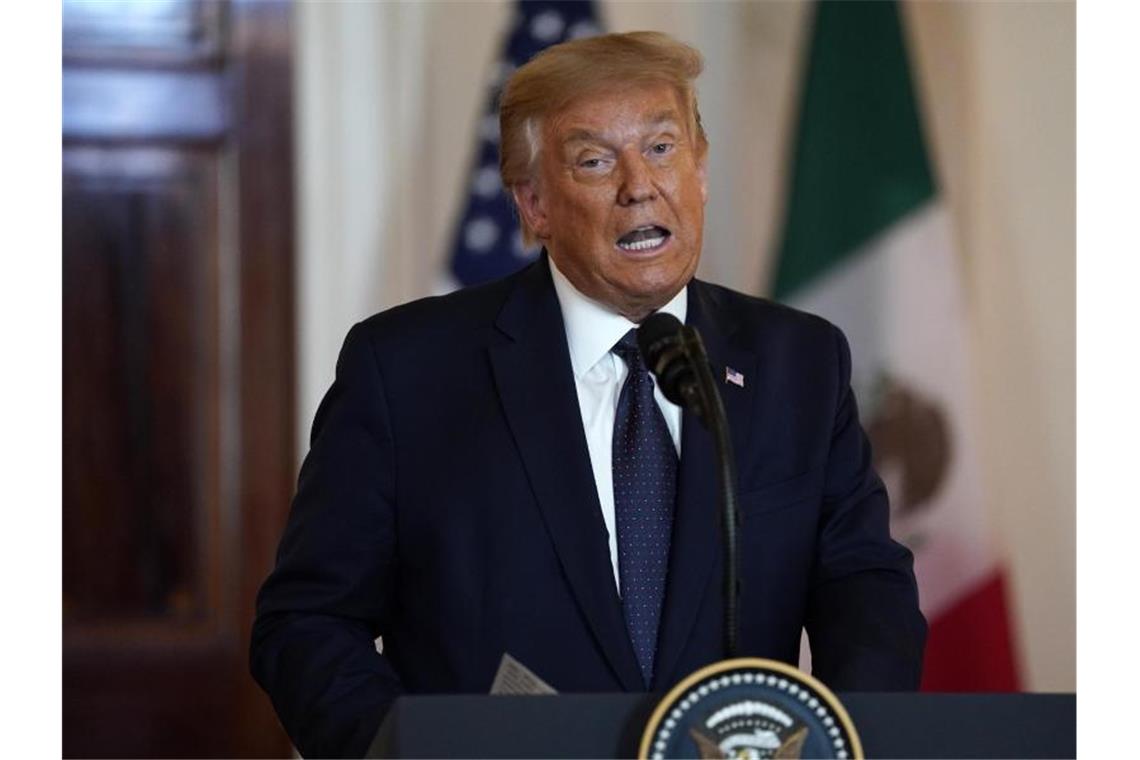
618, 236, 666, 251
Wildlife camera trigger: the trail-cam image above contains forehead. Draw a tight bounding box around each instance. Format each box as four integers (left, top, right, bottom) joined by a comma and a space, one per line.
545, 83, 686, 147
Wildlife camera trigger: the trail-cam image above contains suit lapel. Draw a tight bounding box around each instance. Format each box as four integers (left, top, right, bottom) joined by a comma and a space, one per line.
653, 280, 758, 689
488, 257, 644, 691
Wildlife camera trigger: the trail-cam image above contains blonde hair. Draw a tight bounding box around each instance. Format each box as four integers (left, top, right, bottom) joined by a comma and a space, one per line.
499, 31, 708, 245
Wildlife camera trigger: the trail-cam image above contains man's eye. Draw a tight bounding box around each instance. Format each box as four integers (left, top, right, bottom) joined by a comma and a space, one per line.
652, 143, 674, 154
580, 158, 603, 169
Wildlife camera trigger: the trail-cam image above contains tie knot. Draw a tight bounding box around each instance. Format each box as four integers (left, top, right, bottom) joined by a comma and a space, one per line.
612, 329, 642, 368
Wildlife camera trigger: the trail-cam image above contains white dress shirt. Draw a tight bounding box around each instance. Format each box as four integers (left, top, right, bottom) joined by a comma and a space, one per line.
548, 258, 686, 592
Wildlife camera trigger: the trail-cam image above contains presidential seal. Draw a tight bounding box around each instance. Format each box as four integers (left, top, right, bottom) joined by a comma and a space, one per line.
639, 658, 862, 760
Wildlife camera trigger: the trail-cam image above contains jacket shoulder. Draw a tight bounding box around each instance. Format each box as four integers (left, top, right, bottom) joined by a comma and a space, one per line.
351, 270, 520, 351
694, 280, 840, 348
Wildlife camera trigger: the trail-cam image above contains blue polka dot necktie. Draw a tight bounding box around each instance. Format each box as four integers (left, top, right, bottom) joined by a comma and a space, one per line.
612, 329, 677, 689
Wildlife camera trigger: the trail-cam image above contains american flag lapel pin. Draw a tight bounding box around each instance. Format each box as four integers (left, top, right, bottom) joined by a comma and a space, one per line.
725, 366, 745, 387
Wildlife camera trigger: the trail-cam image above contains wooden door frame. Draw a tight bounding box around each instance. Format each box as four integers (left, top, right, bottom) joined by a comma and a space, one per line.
231, 1, 297, 754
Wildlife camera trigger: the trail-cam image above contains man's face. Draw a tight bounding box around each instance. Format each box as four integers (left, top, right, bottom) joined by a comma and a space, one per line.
513, 82, 708, 321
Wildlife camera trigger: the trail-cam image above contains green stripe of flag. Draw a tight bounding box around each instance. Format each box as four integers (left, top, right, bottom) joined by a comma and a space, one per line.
773, 0, 935, 299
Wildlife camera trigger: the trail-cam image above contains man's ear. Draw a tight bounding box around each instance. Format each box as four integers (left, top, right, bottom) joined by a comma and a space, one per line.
511, 181, 549, 240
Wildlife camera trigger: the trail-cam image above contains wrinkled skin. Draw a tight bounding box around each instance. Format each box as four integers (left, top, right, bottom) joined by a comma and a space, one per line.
512, 83, 708, 322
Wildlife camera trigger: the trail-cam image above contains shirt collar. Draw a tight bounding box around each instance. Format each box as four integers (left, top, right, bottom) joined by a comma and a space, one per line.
549, 255, 688, 379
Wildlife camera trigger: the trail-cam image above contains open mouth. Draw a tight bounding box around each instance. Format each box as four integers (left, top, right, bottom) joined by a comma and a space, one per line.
616, 224, 671, 253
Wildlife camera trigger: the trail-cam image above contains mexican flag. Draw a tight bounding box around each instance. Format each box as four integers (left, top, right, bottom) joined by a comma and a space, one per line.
773, 1, 1020, 691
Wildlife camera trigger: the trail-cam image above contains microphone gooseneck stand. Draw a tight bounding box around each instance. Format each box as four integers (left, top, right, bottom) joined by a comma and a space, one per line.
638, 316, 740, 660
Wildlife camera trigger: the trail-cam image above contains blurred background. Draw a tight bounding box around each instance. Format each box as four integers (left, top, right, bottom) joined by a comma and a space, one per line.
62, 0, 1073, 756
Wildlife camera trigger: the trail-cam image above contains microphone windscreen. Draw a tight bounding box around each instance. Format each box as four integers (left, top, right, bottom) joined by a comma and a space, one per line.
637, 312, 693, 408
637, 312, 684, 371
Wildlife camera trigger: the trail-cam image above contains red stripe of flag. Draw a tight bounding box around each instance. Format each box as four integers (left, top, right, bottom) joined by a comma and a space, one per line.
920, 570, 1022, 691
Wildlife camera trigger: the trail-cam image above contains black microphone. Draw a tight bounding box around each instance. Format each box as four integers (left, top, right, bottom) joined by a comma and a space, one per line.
636, 312, 709, 422
636, 311, 741, 659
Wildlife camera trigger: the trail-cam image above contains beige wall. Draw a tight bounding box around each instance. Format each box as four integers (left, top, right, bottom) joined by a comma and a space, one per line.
295, 0, 1074, 691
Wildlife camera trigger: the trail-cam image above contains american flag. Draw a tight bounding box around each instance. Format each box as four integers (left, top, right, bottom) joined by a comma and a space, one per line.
446, 1, 602, 289
725, 367, 745, 388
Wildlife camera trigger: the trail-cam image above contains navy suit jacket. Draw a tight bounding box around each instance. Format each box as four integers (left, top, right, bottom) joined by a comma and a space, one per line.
251, 256, 926, 757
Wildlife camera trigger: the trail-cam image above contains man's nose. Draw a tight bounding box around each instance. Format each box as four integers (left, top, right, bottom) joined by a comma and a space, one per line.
617, 155, 657, 206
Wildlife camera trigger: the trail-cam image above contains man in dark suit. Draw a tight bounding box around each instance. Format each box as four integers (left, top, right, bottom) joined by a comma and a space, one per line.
251, 31, 925, 758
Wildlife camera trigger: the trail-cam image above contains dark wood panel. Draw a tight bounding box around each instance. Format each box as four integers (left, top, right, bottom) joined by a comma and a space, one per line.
64, 0, 226, 67
63, 69, 228, 142
64, 648, 239, 758
231, 1, 298, 754
62, 0, 296, 756
63, 147, 223, 634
